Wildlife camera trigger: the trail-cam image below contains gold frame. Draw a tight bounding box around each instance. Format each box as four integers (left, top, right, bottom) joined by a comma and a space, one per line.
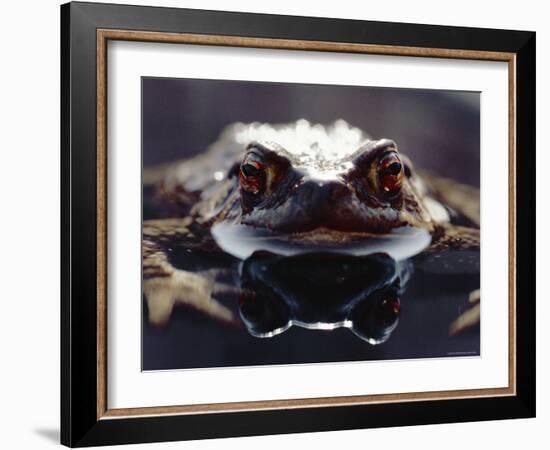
96, 29, 516, 420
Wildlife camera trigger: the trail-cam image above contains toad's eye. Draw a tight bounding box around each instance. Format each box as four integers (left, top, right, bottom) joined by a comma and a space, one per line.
377, 152, 404, 196
240, 156, 266, 195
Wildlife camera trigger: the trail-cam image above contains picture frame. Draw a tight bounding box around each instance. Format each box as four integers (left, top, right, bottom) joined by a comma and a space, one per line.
61, 1, 535, 447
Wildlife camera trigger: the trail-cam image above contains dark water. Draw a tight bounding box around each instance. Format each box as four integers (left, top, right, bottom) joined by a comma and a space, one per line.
142, 243, 479, 370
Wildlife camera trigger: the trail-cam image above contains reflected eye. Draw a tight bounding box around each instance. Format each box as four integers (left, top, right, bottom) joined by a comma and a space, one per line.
349, 289, 401, 344
239, 288, 290, 338
240, 156, 266, 195
375, 295, 401, 327
377, 152, 404, 196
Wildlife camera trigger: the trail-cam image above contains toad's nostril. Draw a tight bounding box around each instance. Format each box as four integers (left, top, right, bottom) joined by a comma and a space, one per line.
295, 180, 329, 211
296, 179, 352, 212
326, 181, 349, 201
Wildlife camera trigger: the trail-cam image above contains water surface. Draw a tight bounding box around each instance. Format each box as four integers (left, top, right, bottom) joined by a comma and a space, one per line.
142, 240, 479, 370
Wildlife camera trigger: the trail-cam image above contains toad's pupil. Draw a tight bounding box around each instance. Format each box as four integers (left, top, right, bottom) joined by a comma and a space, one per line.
385, 162, 402, 176
242, 163, 261, 177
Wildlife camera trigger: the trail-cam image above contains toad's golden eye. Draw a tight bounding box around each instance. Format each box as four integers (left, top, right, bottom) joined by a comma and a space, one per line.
377, 152, 404, 196
239, 157, 266, 195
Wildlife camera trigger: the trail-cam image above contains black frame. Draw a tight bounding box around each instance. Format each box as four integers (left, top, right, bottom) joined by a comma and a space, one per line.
61, 1, 536, 447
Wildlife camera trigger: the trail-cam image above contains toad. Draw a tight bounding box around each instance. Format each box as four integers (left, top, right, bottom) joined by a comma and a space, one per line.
143, 120, 480, 334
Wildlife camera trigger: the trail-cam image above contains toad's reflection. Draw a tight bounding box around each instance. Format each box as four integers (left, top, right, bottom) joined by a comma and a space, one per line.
238, 252, 412, 344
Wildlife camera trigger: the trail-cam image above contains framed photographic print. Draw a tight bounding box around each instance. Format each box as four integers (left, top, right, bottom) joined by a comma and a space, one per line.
60, 1, 536, 447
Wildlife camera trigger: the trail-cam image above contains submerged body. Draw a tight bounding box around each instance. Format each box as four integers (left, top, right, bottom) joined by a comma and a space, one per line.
143, 120, 480, 335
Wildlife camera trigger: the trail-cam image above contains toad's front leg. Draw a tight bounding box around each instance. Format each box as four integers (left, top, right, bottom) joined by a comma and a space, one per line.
422, 223, 481, 336
143, 219, 238, 327
449, 289, 480, 336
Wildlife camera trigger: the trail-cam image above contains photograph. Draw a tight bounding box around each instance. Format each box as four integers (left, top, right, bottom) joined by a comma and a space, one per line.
141, 77, 481, 370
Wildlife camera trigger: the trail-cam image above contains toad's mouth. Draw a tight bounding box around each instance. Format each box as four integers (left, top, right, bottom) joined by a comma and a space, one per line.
211, 222, 431, 260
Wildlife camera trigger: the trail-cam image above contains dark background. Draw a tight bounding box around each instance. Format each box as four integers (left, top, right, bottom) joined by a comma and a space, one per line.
142, 77, 480, 370
142, 77, 480, 187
